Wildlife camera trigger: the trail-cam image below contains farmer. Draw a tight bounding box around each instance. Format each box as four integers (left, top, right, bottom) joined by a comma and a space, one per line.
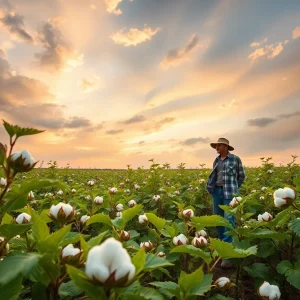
206, 138, 245, 268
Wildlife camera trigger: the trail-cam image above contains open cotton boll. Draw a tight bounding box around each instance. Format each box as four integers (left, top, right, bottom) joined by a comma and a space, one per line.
85, 238, 135, 285
258, 281, 281, 300
62, 244, 81, 258
215, 277, 230, 288
16, 212, 31, 224
173, 233, 188, 245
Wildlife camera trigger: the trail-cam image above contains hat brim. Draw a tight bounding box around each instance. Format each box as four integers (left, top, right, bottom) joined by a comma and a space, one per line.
210, 143, 234, 151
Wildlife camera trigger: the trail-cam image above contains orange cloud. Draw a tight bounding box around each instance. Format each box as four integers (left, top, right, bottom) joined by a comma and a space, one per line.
248, 42, 284, 61
111, 26, 160, 46
80, 76, 101, 93
292, 26, 300, 39
104, 0, 123, 15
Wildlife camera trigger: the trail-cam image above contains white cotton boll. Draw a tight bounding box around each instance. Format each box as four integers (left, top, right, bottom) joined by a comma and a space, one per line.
257, 212, 272, 222
283, 187, 295, 199
274, 188, 285, 199
0, 177, 7, 187
62, 244, 81, 258
261, 186, 267, 191
16, 213, 31, 224
182, 209, 194, 219
196, 230, 207, 238
215, 277, 230, 288
71, 189, 76, 193
274, 197, 286, 208
138, 214, 148, 224
57, 190, 63, 196
260, 196, 265, 200
127, 200, 136, 207
116, 204, 124, 211
94, 196, 103, 204
80, 215, 90, 224
173, 234, 188, 245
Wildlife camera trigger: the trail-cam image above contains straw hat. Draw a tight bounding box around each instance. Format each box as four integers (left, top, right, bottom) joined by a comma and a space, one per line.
210, 137, 234, 151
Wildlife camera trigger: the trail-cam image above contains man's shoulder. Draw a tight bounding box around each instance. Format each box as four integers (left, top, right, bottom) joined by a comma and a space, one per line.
228, 152, 242, 161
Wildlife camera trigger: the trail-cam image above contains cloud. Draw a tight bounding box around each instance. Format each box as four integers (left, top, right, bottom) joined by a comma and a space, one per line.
0, 12, 33, 43
248, 42, 284, 61
80, 76, 101, 93
293, 26, 300, 39
249, 37, 268, 48
154, 117, 176, 131
138, 141, 145, 145
219, 98, 238, 109
160, 34, 203, 68
64, 116, 91, 128
104, 0, 122, 15
106, 129, 124, 135
0, 48, 5, 56
35, 22, 84, 72
182, 137, 210, 146
122, 115, 146, 124
247, 117, 276, 127
110, 26, 160, 47
247, 111, 300, 127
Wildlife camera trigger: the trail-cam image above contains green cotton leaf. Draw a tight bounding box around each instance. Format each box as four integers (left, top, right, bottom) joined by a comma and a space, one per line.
248, 229, 287, 241
178, 266, 204, 293
1, 179, 67, 213
39, 224, 71, 253
143, 253, 173, 272
0, 274, 23, 300
270, 207, 293, 227
189, 274, 213, 296
170, 245, 212, 264
122, 204, 143, 224
66, 265, 107, 300
191, 215, 233, 231
86, 213, 112, 227
2, 120, 44, 138
31, 209, 49, 246
277, 261, 300, 289
1, 213, 13, 225
132, 247, 146, 275
165, 225, 176, 237
128, 230, 140, 239
59, 232, 81, 248
111, 217, 125, 229
58, 280, 83, 297
289, 219, 300, 237
31, 282, 48, 300
150, 281, 179, 291
243, 263, 274, 281
80, 235, 89, 260
87, 231, 108, 249
123, 287, 165, 300
145, 213, 166, 231
0, 223, 31, 241
210, 238, 257, 259
0, 253, 40, 285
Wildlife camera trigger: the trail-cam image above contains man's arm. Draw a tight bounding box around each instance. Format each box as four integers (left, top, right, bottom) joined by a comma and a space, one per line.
237, 157, 245, 188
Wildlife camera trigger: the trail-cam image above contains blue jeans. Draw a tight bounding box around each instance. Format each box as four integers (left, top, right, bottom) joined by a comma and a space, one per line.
212, 187, 235, 243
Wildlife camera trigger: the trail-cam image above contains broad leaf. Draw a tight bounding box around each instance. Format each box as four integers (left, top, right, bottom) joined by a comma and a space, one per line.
86, 213, 112, 227
143, 253, 173, 272
289, 219, 300, 237
210, 238, 257, 259
179, 266, 204, 293
132, 247, 146, 275
87, 231, 108, 248
59, 280, 83, 297
2, 120, 44, 138
0, 274, 23, 300
170, 245, 212, 264
189, 274, 213, 296
191, 215, 233, 230
145, 213, 165, 231
277, 261, 300, 289
122, 204, 143, 224
0, 223, 31, 241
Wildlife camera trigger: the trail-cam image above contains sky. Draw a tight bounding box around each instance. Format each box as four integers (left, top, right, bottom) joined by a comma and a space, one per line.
0, 0, 300, 169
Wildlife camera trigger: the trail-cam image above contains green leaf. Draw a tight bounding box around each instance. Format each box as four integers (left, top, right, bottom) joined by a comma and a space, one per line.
112, 217, 125, 229
0, 223, 31, 241
170, 245, 212, 264
277, 260, 293, 275
289, 219, 300, 237
165, 225, 176, 237
59, 232, 81, 248
248, 229, 287, 241
124, 287, 164, 300
87, 231, 108, 249
243, 263, 274, 281
66, 265, 107, 300
2, 179, 67, 212
2, 119, 44, 138
86, 213, 112, 227
191, 215, 233, 230
31, 209, 49, 246
40, 224, 71, 253
122, 204, 143, 224
145, 213, 165, 231
132, 247, 146, 275
149, 281, 179, 290
0, 253, 40, 285
80, 235, 89, 260
277, 261, 300, 289
210, 238, 257, 259
0, 274, 23, 300
189, 274, 213, 296
178, 266, 204, 293
59, 280, 83, 297
31, 282, 48, 300
143, 253, 173, 272
1, 213, 13, 225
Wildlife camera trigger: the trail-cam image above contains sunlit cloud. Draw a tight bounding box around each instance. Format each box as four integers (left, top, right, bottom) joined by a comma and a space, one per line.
104, 0, 122, 15
160, 34, 207, 69
35, 22, 84, 72
80, 76, 101, 93
0, 12, 33, 43
111, 26, 160, 46
249, 37, 268, 48
248, 42, 284, 61
293, 26, 300, 39
219, 99, 238, 109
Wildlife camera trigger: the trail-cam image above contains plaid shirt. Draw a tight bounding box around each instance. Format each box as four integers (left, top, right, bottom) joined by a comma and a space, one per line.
206, 152, 245, 199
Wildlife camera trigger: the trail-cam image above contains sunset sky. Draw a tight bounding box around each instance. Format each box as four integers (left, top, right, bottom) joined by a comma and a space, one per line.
0, 0, 300, 169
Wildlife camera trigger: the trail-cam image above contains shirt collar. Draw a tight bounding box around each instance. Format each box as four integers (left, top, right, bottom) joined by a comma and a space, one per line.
216, 152, 232, 161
